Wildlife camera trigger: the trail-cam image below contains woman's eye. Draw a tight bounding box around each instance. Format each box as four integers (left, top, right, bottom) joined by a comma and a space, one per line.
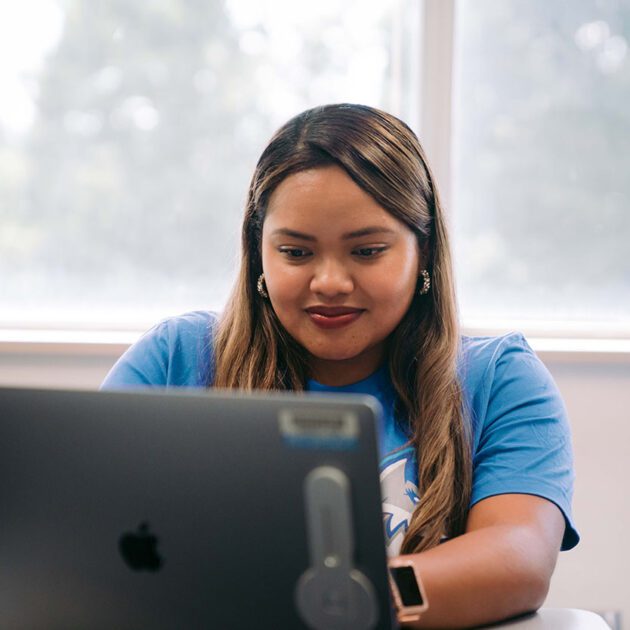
354, 247, 386, 258
280, 248, 310, 258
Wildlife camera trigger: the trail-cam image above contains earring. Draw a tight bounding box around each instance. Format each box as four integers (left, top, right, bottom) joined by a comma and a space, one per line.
257, 273, 269, 299
418, 269, 431, 295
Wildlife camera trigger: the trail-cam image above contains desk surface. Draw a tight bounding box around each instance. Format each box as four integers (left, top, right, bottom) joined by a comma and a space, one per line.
485, 608, 610, 629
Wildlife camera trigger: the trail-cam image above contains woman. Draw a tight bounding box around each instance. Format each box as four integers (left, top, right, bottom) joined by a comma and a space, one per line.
102, 103, 578, 628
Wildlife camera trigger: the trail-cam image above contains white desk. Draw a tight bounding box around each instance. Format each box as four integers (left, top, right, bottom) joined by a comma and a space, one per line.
485, 608, 611, 629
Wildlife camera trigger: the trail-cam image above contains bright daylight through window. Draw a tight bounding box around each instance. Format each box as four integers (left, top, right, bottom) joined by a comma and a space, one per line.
1, 0, 628, 337
452, 0, 630, 335
0, 0, 419, 330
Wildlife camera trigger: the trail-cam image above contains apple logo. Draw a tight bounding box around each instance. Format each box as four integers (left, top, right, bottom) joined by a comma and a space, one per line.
119, 522, 163, 571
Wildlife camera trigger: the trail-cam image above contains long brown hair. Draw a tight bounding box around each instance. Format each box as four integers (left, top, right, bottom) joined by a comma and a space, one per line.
213, 104, 472, 553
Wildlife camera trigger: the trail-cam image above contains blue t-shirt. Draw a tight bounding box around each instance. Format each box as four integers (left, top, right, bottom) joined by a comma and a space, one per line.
102, 310, 579, 555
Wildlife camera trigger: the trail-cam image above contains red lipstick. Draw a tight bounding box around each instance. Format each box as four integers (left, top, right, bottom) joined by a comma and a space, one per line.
305, 306, 365, 330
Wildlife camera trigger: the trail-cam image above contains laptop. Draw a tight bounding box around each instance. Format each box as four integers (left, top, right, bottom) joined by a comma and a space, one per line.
0, 386, 397, 629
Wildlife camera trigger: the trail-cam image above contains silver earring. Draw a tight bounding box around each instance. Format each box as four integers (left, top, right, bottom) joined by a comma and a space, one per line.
257, 273, 269, 299
418, 269, 431, 295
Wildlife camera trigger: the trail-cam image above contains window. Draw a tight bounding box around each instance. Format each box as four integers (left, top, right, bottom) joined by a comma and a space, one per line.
0, 0, 421, 330
3, 0, 627, 340
451, 0, 630, 335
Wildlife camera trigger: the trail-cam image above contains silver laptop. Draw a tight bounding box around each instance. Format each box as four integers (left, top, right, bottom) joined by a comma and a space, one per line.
0, 386, 397, 629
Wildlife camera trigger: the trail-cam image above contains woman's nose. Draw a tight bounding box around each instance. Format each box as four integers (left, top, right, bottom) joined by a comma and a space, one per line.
309, 259, 354, 297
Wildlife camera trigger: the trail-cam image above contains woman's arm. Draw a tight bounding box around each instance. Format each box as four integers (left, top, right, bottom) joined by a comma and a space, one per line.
393, 493, 565, 629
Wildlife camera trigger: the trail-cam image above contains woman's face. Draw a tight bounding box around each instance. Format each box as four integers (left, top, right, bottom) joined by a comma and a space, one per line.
261, 165, 422, 386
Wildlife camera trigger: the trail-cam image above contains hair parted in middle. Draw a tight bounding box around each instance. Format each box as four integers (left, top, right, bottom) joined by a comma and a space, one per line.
213, 103, 472, 554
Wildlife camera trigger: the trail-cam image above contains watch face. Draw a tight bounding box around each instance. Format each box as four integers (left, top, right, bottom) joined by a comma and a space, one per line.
390, 565, 424, 607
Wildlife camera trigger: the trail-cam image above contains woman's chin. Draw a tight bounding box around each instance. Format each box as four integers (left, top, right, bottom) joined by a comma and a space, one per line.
306, 341, 380, 365
307, 348, 363, 363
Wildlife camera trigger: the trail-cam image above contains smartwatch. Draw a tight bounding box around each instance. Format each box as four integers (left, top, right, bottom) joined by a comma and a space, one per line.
388, 557, 429, 623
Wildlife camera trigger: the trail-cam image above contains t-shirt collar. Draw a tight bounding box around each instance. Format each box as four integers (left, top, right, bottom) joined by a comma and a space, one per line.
306, 363, 390, 394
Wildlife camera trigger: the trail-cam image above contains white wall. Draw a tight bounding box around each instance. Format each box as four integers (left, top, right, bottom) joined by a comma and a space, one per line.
1, 345, 628, 622
0, 346, 118, 390
542, 358, 629, 621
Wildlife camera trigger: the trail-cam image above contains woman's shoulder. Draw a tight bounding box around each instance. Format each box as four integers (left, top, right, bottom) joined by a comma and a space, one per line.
458, 330, 563, 429
101, 310, 218, 389
460, 330, 531, 365
157, 309, 219, 342
459, 331, 537, 388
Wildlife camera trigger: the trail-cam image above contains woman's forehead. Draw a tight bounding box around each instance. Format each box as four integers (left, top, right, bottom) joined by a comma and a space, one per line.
264, 165, 406, 235
267, 166, 363, 207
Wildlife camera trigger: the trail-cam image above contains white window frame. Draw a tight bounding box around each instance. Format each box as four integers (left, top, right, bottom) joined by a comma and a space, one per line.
1, 0, 628, 363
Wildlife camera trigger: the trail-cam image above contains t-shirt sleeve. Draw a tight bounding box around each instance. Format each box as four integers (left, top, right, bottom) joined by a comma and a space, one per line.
100, 321, 170, 389
469, 334, 579, 550
101, 311, 216, 389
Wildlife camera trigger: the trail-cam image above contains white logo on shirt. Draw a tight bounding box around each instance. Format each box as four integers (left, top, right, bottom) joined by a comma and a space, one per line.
380, 457, 419, 557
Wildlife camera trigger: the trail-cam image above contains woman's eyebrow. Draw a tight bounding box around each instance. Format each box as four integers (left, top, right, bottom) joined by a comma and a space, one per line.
270, 228, 316, 241
270, 226, 396, 241
341, 226, 396, 239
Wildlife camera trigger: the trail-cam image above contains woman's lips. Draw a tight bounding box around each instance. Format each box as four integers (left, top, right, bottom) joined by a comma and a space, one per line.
305, 306, 365, 330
